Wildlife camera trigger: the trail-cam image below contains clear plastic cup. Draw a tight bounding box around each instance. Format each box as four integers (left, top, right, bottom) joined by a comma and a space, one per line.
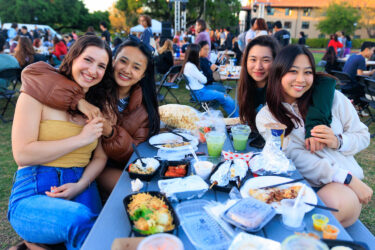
206, 132, 226, 157
231, 125, 251, 151
193, 161, 214, 180
137, 233, 184, 250
281, 199, 306, 228
322, 224, 339, 240
312, 214, 329, 231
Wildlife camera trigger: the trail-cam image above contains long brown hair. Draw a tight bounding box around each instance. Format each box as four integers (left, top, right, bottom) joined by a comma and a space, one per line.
158, 39, 173, 54
14, 37, 35, 68
266, 45, 316, 136
59, 35, 117, 117
237, 36, 280, 131
181, 44, 201, 74
254, 18, 268, 31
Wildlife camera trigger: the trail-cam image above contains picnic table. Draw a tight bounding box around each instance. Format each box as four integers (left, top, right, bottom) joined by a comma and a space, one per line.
219, 65, 241, 81
82, 134, 354, 250
337, 57, 375, 67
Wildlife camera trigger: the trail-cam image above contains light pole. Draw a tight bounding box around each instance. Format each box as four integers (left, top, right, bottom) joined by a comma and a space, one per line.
169, 0, 189, 35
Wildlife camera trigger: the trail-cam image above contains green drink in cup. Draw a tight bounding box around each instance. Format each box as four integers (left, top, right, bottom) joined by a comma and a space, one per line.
231, 125, 251, 151
206, 131, 226, 157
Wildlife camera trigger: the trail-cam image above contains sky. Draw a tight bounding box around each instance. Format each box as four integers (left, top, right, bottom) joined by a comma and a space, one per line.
82, 0, 116, 12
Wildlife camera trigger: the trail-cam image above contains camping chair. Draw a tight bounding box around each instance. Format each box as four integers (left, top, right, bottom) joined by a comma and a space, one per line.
0, 68, 21, 122
182, 74, 219, 111
359, 77, 375, 138
156, 65, 182, 104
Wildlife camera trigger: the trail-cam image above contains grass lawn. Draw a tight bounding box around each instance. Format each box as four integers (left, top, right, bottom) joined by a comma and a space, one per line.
0, 51, 374, 248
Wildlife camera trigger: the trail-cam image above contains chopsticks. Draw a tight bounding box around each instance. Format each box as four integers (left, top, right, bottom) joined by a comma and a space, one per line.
258, 178, 305, 189
304, 202, 339, 212
167, 130, 190, 142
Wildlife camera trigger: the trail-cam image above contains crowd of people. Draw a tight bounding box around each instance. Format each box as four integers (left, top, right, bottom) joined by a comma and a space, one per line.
0, 16, 373, 250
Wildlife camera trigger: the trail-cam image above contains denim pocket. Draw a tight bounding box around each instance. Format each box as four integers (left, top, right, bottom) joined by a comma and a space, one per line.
36, 169, 59, 194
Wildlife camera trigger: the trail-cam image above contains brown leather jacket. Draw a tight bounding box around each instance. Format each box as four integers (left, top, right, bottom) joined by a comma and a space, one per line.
21, 61, 150, 168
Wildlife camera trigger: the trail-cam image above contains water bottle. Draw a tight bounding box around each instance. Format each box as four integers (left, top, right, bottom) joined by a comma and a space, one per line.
176, 47, 180, 58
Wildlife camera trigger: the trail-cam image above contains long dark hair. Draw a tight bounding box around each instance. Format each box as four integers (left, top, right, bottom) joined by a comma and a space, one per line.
266, 45, 316, 136
115, 39, 160, 136
181, 44, 201, 74
237, 36, 280, 131
59, 35, 117, 117
322, 46, 337, 65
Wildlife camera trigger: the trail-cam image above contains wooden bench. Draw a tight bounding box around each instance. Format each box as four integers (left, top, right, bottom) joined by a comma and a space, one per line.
345, 220, 375, 250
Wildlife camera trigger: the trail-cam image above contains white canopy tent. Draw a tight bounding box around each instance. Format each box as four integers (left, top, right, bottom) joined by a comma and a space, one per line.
130, 19, 162, 34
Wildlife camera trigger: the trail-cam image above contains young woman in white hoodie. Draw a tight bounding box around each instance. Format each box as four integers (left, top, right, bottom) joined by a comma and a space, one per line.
256, 45, 373, 227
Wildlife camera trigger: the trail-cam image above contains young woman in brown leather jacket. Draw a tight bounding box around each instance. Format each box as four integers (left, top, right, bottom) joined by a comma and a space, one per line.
21, 39, 160, 194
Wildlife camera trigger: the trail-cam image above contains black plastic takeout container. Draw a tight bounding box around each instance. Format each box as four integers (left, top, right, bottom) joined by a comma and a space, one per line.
159, 160, 191, 179
125, 158, 160, 182
123, 191, 180, 237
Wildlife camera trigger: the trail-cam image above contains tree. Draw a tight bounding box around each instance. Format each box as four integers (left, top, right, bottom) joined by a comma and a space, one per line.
317, 2, 361, 35
109, 3, 128, 33
357, 0, 375, 38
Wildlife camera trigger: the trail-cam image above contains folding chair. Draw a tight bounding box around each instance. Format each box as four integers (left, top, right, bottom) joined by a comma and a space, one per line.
331, 70, 352, 90
0, 68, 21, 122
156, 65, 182, 104
182, 74, 219, 111
359, 78, 375, 138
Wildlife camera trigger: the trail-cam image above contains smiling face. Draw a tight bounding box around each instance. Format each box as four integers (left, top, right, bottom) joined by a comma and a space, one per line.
246, 45, 273, 88
113, 46, 148, 97
71, 46, 109, 92
199, 44, 210, 58
281, 54, 314, 104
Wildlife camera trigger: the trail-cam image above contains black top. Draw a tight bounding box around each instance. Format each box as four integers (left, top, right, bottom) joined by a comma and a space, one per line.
155, 51, 174, 75
273, 29, 290, 47
223, 32, 233, 50
101, 30, 111, 44
298, 37, 306, 45
199, 57, 214, 84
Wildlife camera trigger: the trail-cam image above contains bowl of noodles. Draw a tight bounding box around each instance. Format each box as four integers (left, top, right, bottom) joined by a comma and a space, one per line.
123, 191, 179, 236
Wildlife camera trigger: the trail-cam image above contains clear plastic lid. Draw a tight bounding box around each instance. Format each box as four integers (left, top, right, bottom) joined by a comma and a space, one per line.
281, 235, 329, 250
175, 199, 231, 250
137, 233, 184, 250
222, 197, 276, 232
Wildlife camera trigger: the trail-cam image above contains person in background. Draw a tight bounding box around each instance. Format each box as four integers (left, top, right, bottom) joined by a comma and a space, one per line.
273, 21, 290, 47
139, 14, 153, 52
194, 19, 211, 57
155, 39, 174, 75
343, 35, 352, 58
181, 36, 190, 53
112, 37, 123, 56
71, 30, 78, 40
223, 27, 233, 50
100, 21, 111, 45
51, 36, 68, 66
327, 34, 343, 55
33, 25, 40, 40
14, 37, 46, 69
343, 41, 375, 115
245, 18, 257, 45
337, 31, 346, 58
20, 26, 33, 41
0, 35, 20, 90
7, 23, 18, 43
172, 37, 181, 54
182, 44, 238, 117
86, 26, 95, 35
256, 44, 372, 227
253, 18, 268, 38
298, 31, 306, 46
322, 46, 341, 74
33, 38, 49, 55
219, 28, 226, 46
232, 37, 242, 65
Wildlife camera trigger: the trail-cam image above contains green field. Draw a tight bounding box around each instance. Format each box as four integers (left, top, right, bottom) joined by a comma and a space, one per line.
1, 51, 374, 249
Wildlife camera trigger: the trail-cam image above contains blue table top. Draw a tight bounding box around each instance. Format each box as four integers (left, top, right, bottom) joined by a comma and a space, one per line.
82, 135, 352, 250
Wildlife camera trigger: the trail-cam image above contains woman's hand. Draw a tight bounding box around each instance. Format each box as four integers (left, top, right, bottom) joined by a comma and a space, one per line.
210, 64, 218, 71
349, 175, 373, 204
45, 182, 85, 200
305, 137, 326, 153
310, 125, 339, 149
79, 117, 103, 145
77, 99, 102, 121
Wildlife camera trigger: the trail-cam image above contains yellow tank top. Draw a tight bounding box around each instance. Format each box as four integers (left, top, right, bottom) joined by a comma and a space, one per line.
38, 120, 98, 168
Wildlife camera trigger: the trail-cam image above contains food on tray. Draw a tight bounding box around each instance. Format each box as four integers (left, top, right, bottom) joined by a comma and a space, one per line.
161, 141, 190, 148
164, 164, 187, 177
210, 160, 231, 187
322, 224, 339, 240
210, 159, 248, 188
248, 185, 302, 204
127, 193, 175, 235
128, 158, 160, 175
159, 104, 199, 131
223, 117, 241, 126
294, 232, 320, 240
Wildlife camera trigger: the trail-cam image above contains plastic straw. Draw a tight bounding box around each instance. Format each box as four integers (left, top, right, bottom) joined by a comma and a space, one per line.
293, 184, 306, 209
189, 146, 199, 163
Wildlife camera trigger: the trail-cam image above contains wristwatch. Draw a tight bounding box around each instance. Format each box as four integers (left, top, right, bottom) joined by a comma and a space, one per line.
344, 173, 353, 185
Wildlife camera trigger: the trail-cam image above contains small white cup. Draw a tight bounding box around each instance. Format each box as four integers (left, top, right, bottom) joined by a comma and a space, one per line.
281, 199, 306, 229
193, 161, 214, 180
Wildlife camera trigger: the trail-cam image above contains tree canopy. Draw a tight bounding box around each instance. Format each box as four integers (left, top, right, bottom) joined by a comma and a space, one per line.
317, 2, 361, 35
0, 0, 110, 31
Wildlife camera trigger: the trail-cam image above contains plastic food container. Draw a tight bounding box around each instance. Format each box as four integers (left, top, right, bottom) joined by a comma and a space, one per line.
137, 233, 184, 250
126, 158, 160, 182
221, 197, 276, 232
158, 175, 209, 201
322, 224, 340, 240
312, 214, 329, 231
175, 199, 231, 250
193, 161, 214, 180
281, 235, 329, 250
159, 160, 191, 179
123, 191, 179, 236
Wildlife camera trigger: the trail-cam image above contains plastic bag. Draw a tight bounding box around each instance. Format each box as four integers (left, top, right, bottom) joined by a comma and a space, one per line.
195, 109, 226, 143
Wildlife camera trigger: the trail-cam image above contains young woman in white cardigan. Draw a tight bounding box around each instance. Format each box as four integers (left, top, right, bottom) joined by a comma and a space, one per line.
256, 45, 373, 227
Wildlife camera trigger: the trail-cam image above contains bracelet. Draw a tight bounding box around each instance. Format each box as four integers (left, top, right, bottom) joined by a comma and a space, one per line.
335, 134, 343, 150
104, 126, 114, 139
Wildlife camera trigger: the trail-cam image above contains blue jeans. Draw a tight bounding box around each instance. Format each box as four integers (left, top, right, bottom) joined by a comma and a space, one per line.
8, 166, 102, 250
194, 85, 239, 117
206, 82, 226, 93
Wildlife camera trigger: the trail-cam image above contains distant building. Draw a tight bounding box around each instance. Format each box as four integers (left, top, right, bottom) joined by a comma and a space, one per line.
240, 0, 375, 39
